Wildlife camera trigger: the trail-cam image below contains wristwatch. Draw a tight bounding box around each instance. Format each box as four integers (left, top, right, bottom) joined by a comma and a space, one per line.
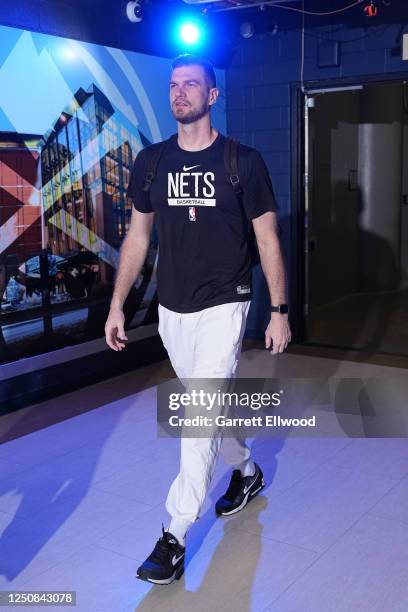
271, 304, 288, 314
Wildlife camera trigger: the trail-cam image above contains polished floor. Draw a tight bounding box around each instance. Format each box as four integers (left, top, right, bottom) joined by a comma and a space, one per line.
308, 287, 408, 356
0, 345, 407, 611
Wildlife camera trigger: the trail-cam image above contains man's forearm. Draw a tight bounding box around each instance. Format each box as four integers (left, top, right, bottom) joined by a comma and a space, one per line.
110, 236, 149, 310
258, 239, 287, 306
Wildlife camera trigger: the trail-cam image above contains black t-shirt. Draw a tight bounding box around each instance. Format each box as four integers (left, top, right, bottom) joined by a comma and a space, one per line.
126, 132, 278, 313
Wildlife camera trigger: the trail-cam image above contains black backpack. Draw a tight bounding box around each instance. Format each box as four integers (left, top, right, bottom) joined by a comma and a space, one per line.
141, 135, 260, 266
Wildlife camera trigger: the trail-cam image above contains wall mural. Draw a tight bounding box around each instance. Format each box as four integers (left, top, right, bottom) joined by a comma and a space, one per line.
0, 25, 226, 364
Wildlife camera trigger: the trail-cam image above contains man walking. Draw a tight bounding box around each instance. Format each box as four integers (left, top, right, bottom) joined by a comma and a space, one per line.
105, 54, 291, 585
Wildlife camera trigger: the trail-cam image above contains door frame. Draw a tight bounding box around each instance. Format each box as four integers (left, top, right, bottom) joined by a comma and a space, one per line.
290, 71, 408, 345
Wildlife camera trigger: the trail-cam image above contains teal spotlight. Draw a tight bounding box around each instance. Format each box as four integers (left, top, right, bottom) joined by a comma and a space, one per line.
179, 22, 200, 45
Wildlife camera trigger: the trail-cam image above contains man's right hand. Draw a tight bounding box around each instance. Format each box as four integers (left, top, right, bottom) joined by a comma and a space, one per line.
105, 307, 128, 351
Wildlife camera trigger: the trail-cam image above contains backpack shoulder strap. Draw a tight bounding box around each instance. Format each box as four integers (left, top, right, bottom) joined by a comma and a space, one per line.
224, 137, 243, 196
225, 137, 261, 266
142, 137, 171, 193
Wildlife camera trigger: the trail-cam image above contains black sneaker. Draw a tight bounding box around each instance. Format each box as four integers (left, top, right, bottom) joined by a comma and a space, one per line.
136, 524, 185, 585
215, 462, 265, 516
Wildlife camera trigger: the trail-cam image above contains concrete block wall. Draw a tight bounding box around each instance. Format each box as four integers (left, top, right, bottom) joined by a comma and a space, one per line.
227, 18, 408, 338
0, 0, 161, 56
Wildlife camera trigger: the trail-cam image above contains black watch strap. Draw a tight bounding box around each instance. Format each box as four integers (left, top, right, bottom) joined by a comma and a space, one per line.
271, 304, 288, 314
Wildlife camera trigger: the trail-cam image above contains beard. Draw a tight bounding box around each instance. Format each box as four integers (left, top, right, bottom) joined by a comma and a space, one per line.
172, 99, 209, 124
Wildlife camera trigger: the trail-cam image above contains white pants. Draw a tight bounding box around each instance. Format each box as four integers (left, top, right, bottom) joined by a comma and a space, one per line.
158, 300, 252, 528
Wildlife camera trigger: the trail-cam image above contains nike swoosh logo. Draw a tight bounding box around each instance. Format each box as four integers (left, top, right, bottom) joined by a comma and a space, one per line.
183, 165, 200, 172
243, 479, 257, 495
172, 553, 185, 565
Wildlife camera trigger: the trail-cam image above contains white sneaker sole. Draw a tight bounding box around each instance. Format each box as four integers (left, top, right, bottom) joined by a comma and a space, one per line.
136, 563, 184, 585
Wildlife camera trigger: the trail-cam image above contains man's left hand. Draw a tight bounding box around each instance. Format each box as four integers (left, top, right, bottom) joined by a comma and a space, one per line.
265, 314, 291, 354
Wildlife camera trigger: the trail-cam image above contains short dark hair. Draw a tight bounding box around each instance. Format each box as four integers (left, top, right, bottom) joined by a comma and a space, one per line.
171, 54, 216, 89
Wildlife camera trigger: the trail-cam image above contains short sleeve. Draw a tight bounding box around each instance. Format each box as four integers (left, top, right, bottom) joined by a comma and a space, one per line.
241, 149, 278, 220
126, 149, 153, 213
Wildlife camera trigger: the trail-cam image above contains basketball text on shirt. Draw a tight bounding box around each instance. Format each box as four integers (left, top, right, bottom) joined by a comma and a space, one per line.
167, 166, 216, 206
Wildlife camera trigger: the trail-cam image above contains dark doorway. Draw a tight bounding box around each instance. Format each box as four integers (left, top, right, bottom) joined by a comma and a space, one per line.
304, 81, 408, 356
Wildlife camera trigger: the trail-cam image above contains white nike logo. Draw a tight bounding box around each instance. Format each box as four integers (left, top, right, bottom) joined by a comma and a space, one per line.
172, 553, 185, 565
243, 478, 257, 495
183, 165, 200, 172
